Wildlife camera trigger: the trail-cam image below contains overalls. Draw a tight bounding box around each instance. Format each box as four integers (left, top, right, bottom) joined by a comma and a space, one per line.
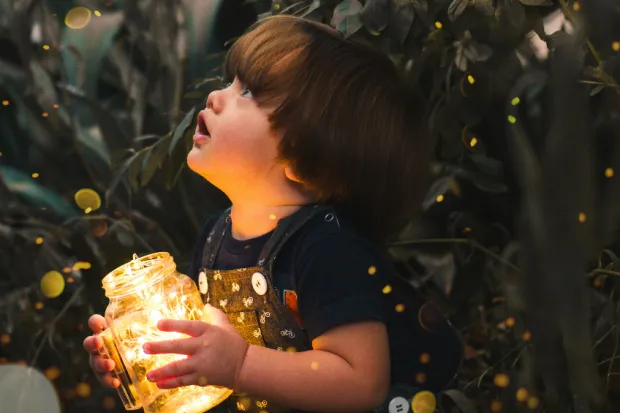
196, 205, 462, 413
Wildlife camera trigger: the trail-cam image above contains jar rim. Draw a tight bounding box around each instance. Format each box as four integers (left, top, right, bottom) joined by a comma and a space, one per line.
102, 252, 176, 299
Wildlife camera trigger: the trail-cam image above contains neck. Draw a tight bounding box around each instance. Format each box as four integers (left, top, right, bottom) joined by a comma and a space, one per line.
224, 183, 314, 241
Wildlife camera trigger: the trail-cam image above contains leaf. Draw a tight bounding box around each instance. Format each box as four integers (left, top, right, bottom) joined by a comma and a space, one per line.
454, 45, 468, 71
503, 0, 525, 28
183, 0, 225, 80
127, 149, 149, 192
462, 40, 493, 62
58, 84, 130, 151
598, 249, 620, 270
440, 389, 478, 413
331, 0, 364, 38
141, 135, 172, 187
300, 0, 322, 18
0, 166, 79, 219
422, 175, 457, 210
472, 0, 494, 15
359, 0, 390, 34
60, 11, 124, 98
448, 0, 470, 21
169, 107, 197, 156
106, 150, 142, 203
387, 0, 415, 45
519, 0, 552, 5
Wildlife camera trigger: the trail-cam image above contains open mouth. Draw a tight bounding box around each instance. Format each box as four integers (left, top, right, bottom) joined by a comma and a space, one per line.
194, 112, 210, 144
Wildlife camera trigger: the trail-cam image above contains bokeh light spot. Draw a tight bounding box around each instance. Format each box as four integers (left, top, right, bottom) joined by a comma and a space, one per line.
508, 115, 517, 124
36, 237, 44, 245
368, 265, 377, 275
0, 334, 10, 345
578, 212, 587, 223
490, 400, 502, 413
73, 261, 92, 271
415, 372, 426, 383
75, 382, 91, 398
41, 270, 65, 298
74, 188, 101, 212
395, 303, 405, 312
467, 75, 475, 84
494, 373, 510, 388
34, 301, 44, 310
382, 284, 392, 294
419, 353, 430, 364
511, 97, 520, 106
45, 366, 60, 380
32, 172, 39, 178
527, 396, 539, 409
605, 168, 614, 178
65, 7, 92, 30
436, 194, 444, 203
1, 100, 8, 106
516, 387, 529, 402
103, 396, 116, 409
434, 21, 442, 29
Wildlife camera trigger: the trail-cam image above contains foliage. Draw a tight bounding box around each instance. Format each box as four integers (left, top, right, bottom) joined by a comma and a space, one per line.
2, 0, 620, 412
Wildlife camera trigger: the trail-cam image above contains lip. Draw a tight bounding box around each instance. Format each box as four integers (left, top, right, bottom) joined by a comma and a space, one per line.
193, 133, 210, 144
194, 110, 211, 144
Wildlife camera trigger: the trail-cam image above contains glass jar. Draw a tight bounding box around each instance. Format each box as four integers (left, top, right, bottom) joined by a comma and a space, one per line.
97, 252, 232, 413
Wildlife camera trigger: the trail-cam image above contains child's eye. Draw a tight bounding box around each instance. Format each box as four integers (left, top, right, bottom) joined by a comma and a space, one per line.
240, 87, 253, 98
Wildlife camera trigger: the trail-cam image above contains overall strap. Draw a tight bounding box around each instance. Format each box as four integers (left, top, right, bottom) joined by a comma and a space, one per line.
257, 204, 335, 273
201, 207, 232, 270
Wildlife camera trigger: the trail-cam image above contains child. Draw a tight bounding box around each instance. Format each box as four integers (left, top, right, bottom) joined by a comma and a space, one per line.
83, 15, 463, 413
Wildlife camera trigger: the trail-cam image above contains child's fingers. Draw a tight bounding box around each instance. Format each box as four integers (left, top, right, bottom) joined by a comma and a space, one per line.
83, 335, 103, 354
99, 374, 121, 389
87, 314, 107, 334
91, 356, 115, 373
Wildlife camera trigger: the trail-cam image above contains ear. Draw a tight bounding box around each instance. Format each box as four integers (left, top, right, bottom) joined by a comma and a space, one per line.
284, 165, 303, 183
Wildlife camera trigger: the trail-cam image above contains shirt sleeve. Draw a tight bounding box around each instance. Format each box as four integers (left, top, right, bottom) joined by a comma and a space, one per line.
294, 232, 388, 342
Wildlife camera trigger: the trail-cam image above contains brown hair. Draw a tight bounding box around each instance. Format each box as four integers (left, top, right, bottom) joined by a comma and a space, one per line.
224, 15, 431, 244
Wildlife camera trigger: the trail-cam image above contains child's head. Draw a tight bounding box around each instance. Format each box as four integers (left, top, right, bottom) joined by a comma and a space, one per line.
188, 15, 430, 243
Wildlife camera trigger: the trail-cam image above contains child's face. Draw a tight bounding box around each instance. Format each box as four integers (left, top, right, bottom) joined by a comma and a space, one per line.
187, 78, 282, 191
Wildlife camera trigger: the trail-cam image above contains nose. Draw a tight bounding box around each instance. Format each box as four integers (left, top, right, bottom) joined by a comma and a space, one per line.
206, 89, 223, 113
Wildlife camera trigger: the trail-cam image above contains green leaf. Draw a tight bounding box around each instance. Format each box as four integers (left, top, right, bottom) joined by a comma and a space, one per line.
169, 107, 197, 156
127, 148, 149, 192
440, 389, 478, 413
106, 149, 141, 203
184, 0, 225, 80
0, 166, 79, 219
61, 11, 124, 98
448, 0, 470, 21
331, 0, 363, 38
503, 0, 525, 28
359, 0, 390, 35
141, 135, 172, 187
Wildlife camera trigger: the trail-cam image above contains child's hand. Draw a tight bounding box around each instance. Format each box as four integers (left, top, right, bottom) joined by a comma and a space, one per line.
82, 314, 121, 388
143, 304, 249, 390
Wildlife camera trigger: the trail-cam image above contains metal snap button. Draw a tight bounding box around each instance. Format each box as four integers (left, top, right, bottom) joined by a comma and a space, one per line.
388, 396, 410, 413
198, 270, 208, 295
251, 272, 268, 296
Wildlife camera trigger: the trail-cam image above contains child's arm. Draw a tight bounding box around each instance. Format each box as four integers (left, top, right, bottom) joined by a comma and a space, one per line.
236, 320, 390, 413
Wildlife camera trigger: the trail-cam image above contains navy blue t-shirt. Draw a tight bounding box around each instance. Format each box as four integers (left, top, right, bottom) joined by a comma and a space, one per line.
190, 209, 462, 392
